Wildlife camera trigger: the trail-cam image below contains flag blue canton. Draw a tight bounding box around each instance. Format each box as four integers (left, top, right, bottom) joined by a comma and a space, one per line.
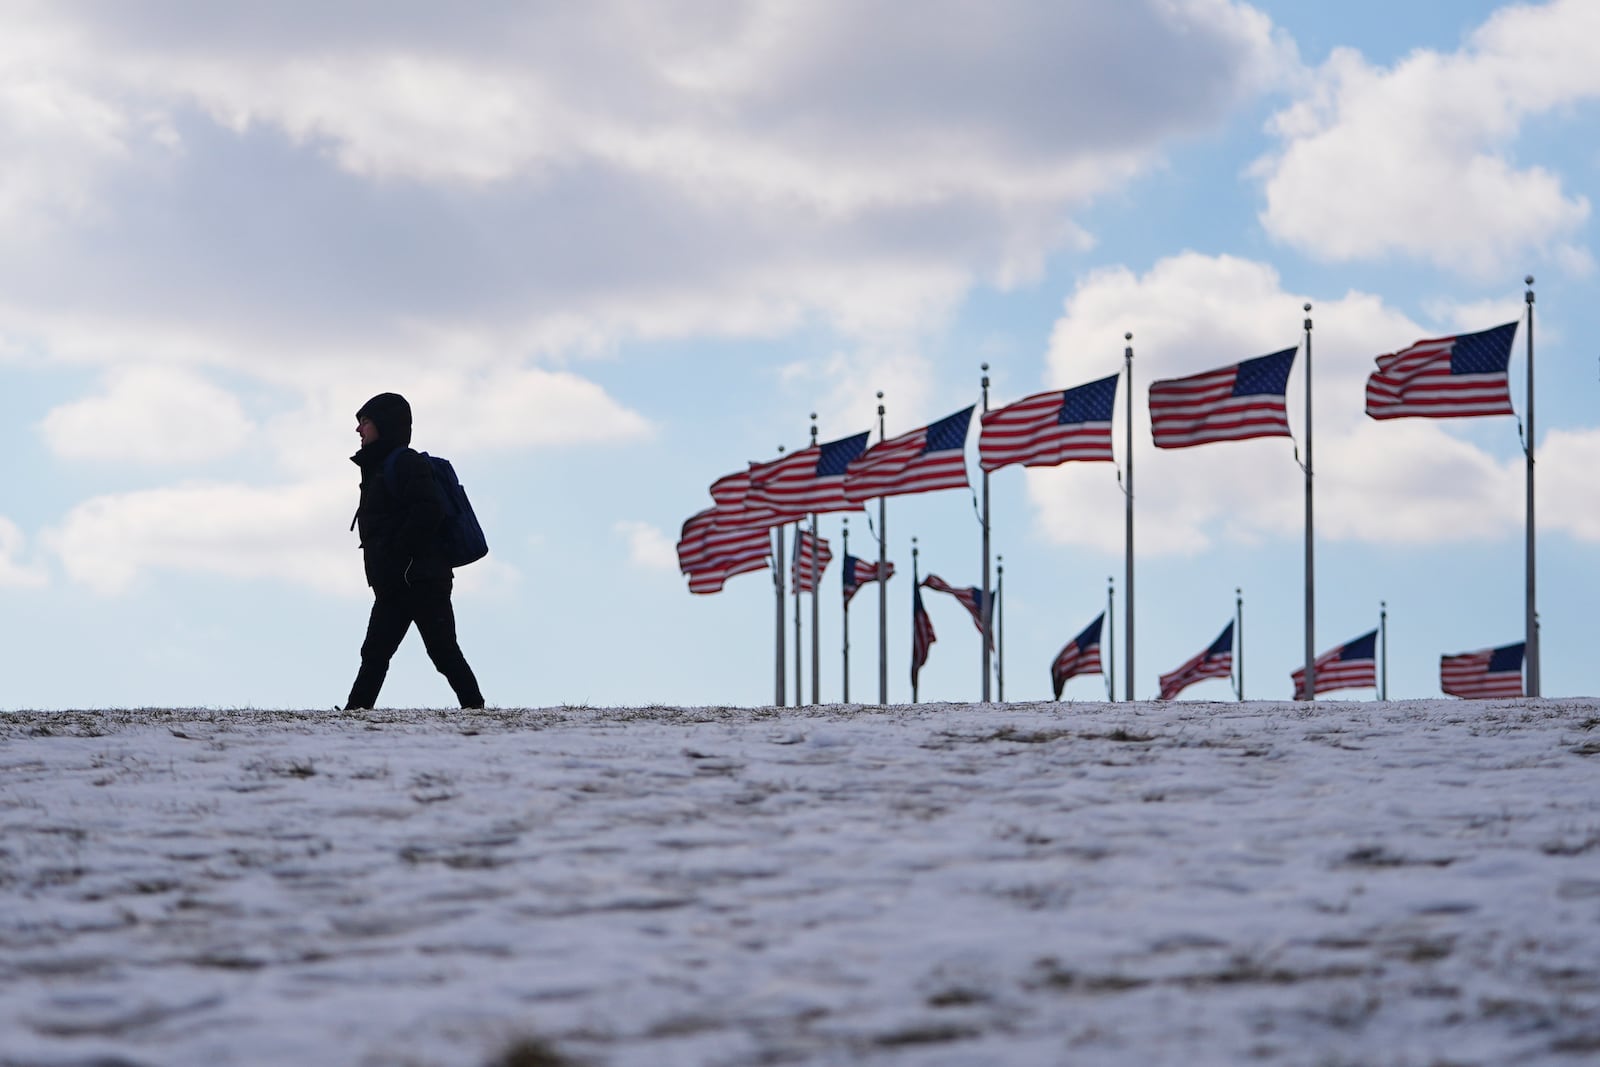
1450, 322, 1519, 375
816, 431, 869, 476
1207, 621, 1235, 656
1076, 613, 1104, 647
1232, 348, 1296, 397
1339, 630, 1378, 661
1488, 641, 1527, 672
1058, 374, 1119, 425
922, 406, 974, 454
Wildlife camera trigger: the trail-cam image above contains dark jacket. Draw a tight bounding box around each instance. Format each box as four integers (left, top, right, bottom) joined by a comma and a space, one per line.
352, 393, 449, 589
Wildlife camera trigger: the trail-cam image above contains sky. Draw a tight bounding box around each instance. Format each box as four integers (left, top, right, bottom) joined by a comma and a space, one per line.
0, 0, 1596, 709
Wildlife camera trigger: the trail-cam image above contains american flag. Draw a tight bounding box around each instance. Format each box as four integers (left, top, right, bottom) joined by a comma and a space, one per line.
922, 574, 993, 649
1149, 348, 1296, 449
1051, 612, 1104, 699
1158, 621, 1234, 700
979, 374, 1119, 472
844, 406, 974, 502
752, 431, 870, 514
842, 554, 895, 606
1292, 629, 1378, 700
912, 583, 936, 690
1366, 321, 1518, 420
790, 530, 834, 594
709, 456, 807, 531
676, 508, 771, 594
1441, 641, 1525, 699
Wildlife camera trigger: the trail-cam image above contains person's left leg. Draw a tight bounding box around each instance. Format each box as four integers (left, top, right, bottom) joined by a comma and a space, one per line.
409, 578, 485, 708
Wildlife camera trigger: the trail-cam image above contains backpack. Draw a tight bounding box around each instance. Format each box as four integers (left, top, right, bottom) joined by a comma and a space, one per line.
383, 449, 489, 568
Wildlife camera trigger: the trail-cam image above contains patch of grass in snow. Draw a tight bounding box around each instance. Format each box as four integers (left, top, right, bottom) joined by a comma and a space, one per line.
1338, 845, 1455, 869
486, 1035, 586, 1067
872, 1021, 984, 1047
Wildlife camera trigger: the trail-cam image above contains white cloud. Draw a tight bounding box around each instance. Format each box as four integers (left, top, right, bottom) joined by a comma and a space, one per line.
44, 477, 363, 595
1256, 0, 1599, 277
615, 520, 677, 572
1031, 252, 1530, 554
0, 516, 49, 588
39, 366, 255, 463
1539, 427, 1600, 543
0, 1, 1291, 360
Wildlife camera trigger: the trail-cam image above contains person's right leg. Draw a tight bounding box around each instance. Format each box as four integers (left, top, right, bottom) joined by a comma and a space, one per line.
344, 588, 414, 710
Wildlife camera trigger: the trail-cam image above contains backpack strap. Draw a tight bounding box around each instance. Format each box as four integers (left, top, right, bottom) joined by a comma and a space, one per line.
382, 447, 409, 497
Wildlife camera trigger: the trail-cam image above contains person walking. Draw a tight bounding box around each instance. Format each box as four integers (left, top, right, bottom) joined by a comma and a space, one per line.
345, 392, 485, 710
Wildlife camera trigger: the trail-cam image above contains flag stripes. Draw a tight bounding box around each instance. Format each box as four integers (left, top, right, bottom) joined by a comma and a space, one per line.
1159, 621, 1234, 700
1149, 348, 1296, 449
676, 508, 771, 594
1051, 613, 1104, 699
754, 431, 871, 513
922, 574, 993, 648
845, 406, 974, 501
791, 530, 834, 594
1441, 642, 1525, 699
912, 584, 936, 689
1292, 629, 1378, 699
843, 554, 895, 606
979, 374, 1119, 472
1366, 322, 1518, 420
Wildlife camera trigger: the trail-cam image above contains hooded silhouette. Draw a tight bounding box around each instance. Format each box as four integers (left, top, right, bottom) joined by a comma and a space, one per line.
345, 392, 484, 709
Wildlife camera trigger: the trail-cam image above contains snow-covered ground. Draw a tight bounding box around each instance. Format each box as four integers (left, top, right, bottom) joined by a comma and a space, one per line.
3, 700, 1600, 1066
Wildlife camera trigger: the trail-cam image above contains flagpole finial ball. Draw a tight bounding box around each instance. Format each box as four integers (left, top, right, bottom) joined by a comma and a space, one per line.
1526, 275, 1535, 286
1125, 332, 1132, 341
1304, 302, 1312, 312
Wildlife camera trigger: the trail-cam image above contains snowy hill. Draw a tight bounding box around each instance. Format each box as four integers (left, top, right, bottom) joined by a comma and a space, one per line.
4, 699, 1599, 1066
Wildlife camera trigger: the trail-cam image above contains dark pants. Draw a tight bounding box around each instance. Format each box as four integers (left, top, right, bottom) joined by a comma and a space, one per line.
345, 577, 484, 709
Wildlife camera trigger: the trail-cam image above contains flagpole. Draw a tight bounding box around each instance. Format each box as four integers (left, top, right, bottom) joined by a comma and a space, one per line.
981, 363, 993, 702
1303, 303, 1316, 701
842, 518, 851, 704
996, 554, 1005, 702
877, 391, 888, 706
1235, 587, 1244, 701
774, 444, 786, 708
1106, 576, 1116, 701
793, 518, 806, 703
1525, 275, 1539, 697
809, 417, 821, 705
1123, 333, 1135, 701
1379, 600, 1388, 701
810, 512, 820, 703
911, 536, 920, 704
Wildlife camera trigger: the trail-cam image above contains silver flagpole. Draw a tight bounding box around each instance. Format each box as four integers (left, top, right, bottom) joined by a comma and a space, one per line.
1236, 586, 1244, 701
774, 523, 785, 706
877, 392, 889, 706
774, 444, 786, 707
1525, 276, 1540, 696
1123, 333, 1135, 701
842, 518, 850, 704
1303, 304, 1316, 700
809, 417, 820, 705
981, 364, 993, 702
1106, 576, 1116, 702
996, 554, 1005, 702
792, 521, 802, 706
1379, 600, 1388, 701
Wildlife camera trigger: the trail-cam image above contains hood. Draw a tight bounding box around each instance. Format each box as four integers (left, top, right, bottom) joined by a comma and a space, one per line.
356, 392, 412, 449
